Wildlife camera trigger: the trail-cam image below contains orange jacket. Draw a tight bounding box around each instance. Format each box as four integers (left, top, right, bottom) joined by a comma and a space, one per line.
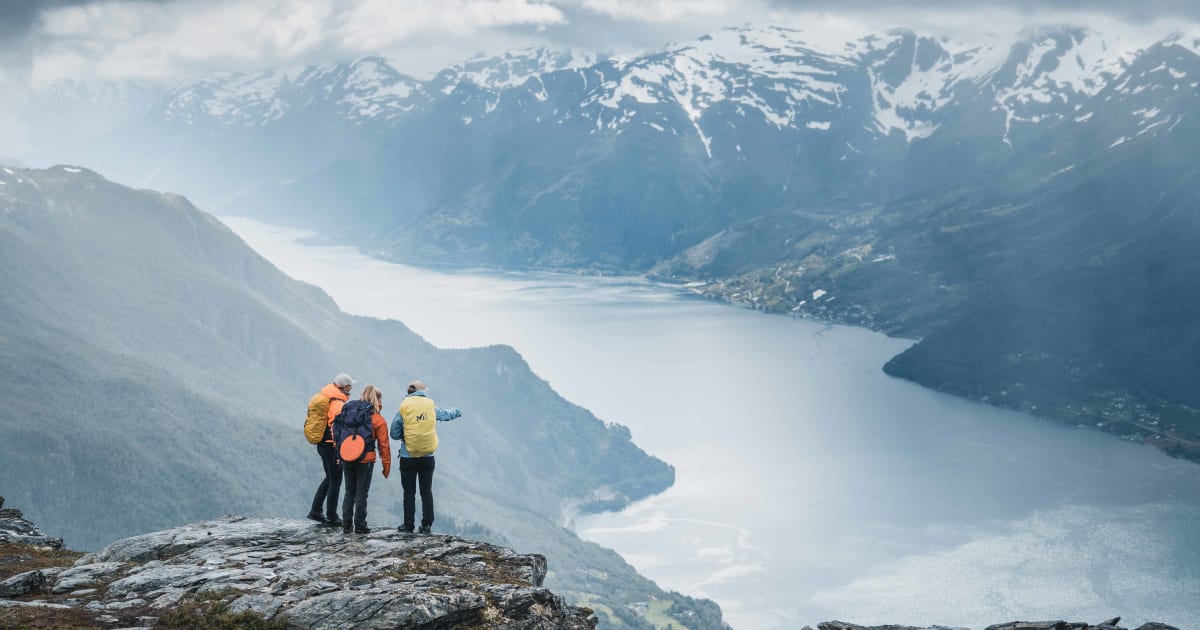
359, 412, 392, 477
320, 383, 348, 444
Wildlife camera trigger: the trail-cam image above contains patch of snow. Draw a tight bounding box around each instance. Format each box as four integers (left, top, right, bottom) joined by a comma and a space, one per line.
871, 254, 895, 262
1074, 112, 1094, 122
812, 289, 827, 300
1109, 136, 1129, 148
2, 168, 13, 175
806, 121, 831, 130
1134, 107, 1161, 119
1137, 117, 1170, 136
61, 167, 82, 173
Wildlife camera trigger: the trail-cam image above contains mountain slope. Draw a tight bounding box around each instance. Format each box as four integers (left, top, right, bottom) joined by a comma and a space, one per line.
0, 165, 720, 629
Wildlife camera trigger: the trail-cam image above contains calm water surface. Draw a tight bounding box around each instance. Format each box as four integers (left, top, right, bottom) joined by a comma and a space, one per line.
224, 218, 1200, 630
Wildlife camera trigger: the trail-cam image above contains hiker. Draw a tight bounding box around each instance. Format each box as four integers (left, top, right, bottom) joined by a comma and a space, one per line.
332, 385, 391, 534
304, 373, 353, 527
391, 380, 461, 534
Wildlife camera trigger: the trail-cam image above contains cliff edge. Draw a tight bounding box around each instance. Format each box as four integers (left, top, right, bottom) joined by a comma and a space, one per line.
0, 496, 595, 629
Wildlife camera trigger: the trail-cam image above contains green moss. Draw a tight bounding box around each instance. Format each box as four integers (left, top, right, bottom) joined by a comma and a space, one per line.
157, 593, 287, 630
0, 543, 84, 581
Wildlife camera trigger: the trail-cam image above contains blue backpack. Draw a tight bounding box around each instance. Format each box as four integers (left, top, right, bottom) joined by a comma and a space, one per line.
332, 400, 375, 463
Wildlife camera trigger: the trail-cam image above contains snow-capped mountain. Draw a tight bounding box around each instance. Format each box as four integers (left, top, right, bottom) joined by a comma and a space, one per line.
25, 23, 1199, 228
160, 57, 429, 126
135, 25, 1171, 142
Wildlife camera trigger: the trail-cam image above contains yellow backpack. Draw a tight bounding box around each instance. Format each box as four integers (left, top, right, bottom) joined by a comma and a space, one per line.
399, 396, 439, 457
304, 392, 332, 444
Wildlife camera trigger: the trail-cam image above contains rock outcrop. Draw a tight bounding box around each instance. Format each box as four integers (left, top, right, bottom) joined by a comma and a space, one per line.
0, 496, 64, 550
0, 502, 1185, 630
1, 504, 595, 629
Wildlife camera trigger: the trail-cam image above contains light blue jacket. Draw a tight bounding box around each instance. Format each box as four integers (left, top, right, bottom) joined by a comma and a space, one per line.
390, 389, 461, 458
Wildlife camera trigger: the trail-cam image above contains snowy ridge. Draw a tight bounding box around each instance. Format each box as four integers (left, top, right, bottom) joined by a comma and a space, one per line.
438, 47, 596, 92
985, 27, 1142, 144
162, 57, 425, 126
592, 27, 853, 120
84, 23, 1196, 155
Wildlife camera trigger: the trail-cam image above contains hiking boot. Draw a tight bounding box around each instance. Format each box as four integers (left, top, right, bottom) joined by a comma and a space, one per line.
306, 511, 325, 524
398, 525, 414, 533
354, 526, 371, 535
418, 525, 432, 535
323, 517, 343, 528
342, 525, 352, 534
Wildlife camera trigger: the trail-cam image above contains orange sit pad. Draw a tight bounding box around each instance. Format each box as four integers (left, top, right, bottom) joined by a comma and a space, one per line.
339, 435, 365, 462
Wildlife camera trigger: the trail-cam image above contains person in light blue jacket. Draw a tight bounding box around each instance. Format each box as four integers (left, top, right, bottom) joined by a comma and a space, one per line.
390, 380, 461, 534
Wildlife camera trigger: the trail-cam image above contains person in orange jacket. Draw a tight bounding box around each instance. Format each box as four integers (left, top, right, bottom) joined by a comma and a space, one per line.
306, 373, 353, 527
337, 384, 392, 534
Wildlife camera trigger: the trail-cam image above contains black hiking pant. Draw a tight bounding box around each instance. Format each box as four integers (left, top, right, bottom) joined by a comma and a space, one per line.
400, 456, 436, 529
341, 461, 374, 530
311, 442, 343, 521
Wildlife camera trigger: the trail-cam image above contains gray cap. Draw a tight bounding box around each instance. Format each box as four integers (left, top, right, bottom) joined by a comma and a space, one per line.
333, 373, 356, 387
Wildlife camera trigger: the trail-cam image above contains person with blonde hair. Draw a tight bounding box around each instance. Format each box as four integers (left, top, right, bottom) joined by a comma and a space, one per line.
390, 380, 461, 534
332, 384, 391, 534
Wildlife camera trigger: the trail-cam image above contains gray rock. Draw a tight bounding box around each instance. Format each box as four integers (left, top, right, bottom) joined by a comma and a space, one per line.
0, 569, 46, 597
24, 515, 596, 628
1134, 625, 1181, 630
0, 599, 72, 610
985, 623, 1076, 630
105, 597, 147, 609
52, 561, 127, 593
0, 508, 64, 549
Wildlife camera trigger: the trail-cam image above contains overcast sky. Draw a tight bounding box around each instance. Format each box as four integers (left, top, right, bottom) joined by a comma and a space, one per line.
1, 0, 1197, 86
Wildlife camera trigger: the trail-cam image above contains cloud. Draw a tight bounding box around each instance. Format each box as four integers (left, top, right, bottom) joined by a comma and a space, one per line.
31, 0, 336, 82
8, 0, 1200, 86
24, 0, 567, 83
579, 0, 734, 23
335, 0, 566, 51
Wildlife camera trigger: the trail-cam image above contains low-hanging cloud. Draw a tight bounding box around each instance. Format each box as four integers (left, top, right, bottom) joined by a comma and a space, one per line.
20, 0, 569, 83
4, 0, 1200, 86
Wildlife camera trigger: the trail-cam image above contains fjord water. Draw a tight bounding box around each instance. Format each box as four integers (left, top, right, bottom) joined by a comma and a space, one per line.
224, 218, 1200, 630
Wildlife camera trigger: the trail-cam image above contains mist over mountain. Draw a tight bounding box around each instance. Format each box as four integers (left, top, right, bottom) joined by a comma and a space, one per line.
0, 165, 726, 629
17, 24, 1200, 461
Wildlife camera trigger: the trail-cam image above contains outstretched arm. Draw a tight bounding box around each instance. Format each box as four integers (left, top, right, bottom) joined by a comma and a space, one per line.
435, 406, 462, 422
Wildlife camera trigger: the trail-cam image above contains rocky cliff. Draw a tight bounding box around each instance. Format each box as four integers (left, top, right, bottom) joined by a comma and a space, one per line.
0, 497, 594, 629
1, 497, 1185, 630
